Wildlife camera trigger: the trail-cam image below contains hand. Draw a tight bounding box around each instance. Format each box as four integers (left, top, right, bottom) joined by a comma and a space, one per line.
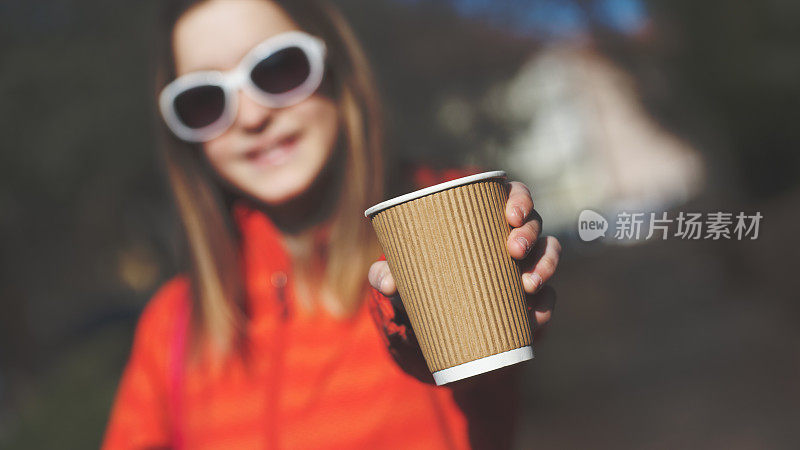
368, 180, 561, 331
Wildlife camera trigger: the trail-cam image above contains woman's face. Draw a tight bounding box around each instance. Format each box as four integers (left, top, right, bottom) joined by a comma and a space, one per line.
173, 0, 339, 205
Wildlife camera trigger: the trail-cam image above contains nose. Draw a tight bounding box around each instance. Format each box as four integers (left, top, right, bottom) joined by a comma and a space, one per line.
235, 90, 273, 134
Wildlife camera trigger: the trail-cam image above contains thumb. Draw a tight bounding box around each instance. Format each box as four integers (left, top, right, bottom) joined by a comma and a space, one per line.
368, 260, 398, 297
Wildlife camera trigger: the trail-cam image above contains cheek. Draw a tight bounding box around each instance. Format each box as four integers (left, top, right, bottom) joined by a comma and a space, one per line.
201, 136, 239, 182
299, 98, 339, 158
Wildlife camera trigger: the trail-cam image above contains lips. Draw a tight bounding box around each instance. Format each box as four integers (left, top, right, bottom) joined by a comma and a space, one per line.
244, 132, 300, 167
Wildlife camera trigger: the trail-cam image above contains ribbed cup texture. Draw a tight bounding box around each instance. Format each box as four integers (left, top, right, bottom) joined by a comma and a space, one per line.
370, 180, 531, 372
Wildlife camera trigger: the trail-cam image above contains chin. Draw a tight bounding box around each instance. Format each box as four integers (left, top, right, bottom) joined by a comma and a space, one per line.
250, 177, 313, 206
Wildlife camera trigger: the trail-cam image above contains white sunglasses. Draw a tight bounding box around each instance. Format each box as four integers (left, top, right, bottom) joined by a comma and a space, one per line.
159, 31, 327, 142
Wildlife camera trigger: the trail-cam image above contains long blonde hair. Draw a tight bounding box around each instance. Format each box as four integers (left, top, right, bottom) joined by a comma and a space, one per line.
157, 0, 384, 357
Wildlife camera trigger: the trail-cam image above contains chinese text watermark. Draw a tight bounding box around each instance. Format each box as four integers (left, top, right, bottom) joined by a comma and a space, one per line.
578, 209, 762, 242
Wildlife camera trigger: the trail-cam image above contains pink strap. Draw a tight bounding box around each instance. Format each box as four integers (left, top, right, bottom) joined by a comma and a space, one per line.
168, 299, 190, 450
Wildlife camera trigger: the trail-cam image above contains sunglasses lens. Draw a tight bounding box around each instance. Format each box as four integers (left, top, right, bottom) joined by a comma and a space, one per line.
250, 47, 311, 94
174, 85, 226, 129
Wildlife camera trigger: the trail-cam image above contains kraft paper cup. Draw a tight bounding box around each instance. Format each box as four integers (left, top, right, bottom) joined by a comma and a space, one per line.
365, 170, 533, 385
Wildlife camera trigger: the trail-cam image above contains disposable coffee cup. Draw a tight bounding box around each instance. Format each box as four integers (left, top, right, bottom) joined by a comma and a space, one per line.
365, 170, 533, 385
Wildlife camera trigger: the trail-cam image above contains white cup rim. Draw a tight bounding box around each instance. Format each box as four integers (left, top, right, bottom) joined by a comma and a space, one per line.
364, 170, 507, 218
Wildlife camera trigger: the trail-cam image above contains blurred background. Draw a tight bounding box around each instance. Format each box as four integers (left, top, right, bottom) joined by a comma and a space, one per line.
1, 0, 799, 448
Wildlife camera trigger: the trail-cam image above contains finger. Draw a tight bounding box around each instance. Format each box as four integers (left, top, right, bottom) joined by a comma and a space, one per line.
368, 261, 397, 297
507, 212, 542, 259
520, 236, 562, 294
505, 181, 534, 228
527, 285, 557, 328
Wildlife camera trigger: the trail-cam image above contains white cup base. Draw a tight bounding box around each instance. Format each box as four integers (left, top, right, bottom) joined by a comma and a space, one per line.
431, 346, 534, 385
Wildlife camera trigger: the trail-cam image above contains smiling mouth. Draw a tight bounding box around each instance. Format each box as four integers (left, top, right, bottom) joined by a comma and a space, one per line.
245, 133, 300, 167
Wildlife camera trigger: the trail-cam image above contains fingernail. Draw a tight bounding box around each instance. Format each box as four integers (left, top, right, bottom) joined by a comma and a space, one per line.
522, 273, 535, 292
375, 272, 385, 290
530, 272, 543, 293
379, 275, 389, 293
516, 236, 529, 254
513, 206, 523, 222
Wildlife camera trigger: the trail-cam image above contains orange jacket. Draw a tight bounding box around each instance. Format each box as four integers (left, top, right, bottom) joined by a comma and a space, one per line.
103, 168, 520, 449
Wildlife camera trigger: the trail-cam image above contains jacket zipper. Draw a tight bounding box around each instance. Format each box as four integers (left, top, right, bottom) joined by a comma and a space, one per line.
266, 276, 289, 449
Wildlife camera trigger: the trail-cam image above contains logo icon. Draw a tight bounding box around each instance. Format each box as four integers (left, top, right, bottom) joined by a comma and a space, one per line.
578, 209, 608, 241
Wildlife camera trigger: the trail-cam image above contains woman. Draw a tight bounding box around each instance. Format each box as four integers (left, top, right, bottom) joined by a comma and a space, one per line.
103, 0, 562, 448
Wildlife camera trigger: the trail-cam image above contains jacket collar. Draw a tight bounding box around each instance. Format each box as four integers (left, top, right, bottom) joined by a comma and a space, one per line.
231, 199, 335, 319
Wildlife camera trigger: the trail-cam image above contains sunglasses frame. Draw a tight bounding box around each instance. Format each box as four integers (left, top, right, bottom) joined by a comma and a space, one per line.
159, 31, 327, 142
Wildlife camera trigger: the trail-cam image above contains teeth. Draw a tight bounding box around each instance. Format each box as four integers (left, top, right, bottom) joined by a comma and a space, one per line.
244, 134, 298, 166
250, 137, 294, 166
264, 146, 290, 165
